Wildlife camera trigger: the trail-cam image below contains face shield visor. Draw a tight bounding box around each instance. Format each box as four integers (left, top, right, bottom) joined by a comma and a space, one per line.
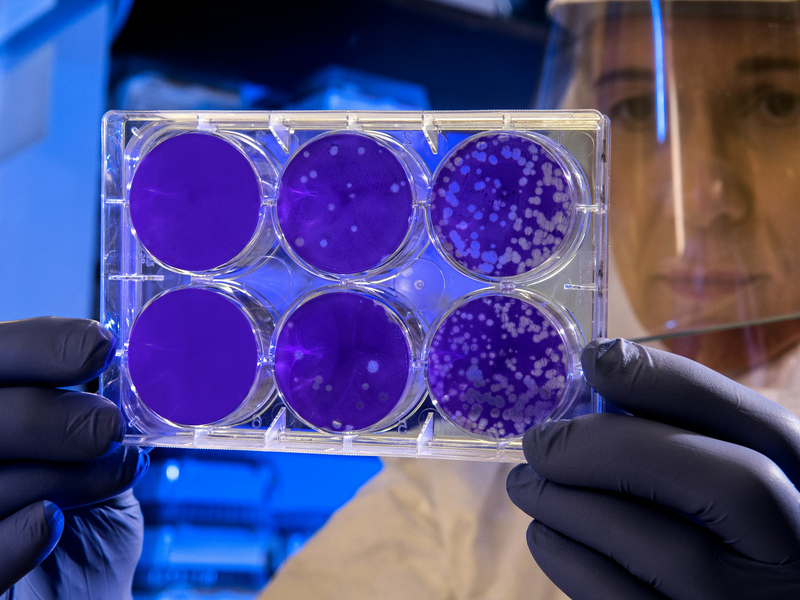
538, 0, 800, 375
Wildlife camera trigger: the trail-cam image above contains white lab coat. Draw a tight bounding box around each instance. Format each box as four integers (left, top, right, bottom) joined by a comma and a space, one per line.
258, 258, 800, 600
258, 457, 568, 600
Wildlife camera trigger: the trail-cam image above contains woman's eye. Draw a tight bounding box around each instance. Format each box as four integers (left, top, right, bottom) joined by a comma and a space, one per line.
609, 96, 655, 126
761, 91, 800, 120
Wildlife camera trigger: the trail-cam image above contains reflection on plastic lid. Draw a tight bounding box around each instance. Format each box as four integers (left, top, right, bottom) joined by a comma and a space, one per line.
427, 294, 569, 439
128, 287, 259, 426
129, 132, 262, 272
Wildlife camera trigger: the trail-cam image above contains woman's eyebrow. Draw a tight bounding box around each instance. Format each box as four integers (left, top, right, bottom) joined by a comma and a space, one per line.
593, 57, 799, 87
737, 56, 800, 74
594, 68, 654, 87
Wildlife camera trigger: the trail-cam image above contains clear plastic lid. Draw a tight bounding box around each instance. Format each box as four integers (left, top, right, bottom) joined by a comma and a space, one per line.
126, 285, 275, 428
272, 285, 426, 434
128, 130, 277, 275
274, 130, 429, 281
427, 131, 590, 284
425, 289, 585, 440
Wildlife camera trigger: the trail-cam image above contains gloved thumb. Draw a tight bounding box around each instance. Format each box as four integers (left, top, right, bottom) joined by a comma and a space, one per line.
0, 501, 64, 594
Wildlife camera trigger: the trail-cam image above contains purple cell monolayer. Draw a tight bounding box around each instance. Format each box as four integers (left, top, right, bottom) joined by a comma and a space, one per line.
274, 291, 412, 432
427, 295, 569, 439
429, 132, 574, 279
128, 288, 260, 426
129, 132, 262, 272
276, 132, 414, 275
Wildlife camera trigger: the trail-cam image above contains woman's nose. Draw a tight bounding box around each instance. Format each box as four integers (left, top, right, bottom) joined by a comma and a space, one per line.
676, 101, 753, 232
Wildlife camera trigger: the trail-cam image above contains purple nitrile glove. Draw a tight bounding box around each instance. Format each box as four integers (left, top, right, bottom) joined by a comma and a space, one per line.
507, 338, 800, 600
0, 318, 148, 599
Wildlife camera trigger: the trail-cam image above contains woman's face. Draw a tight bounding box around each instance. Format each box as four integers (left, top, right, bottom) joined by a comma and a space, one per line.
587, 14, 800, 370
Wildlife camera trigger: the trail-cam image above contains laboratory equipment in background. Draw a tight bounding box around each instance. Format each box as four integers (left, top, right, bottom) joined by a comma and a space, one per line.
0, 0, 118, 320
132, 450, 381, 597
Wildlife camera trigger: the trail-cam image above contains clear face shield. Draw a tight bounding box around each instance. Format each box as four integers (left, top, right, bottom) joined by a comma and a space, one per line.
538, 0, 800, 378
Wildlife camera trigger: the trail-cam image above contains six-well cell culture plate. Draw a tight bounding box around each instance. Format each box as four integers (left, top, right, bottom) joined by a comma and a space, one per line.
101, 110, 609, 462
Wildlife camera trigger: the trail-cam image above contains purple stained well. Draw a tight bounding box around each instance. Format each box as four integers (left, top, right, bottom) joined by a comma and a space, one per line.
274, 291, 412, 432
129, 132, 262, 272
276, 132, 414, 275
128, 288, 259, 426
427, 295, 569, 439
430, 132, 574, 279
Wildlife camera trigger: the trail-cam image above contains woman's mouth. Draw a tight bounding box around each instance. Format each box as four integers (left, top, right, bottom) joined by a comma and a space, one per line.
655, 269, 768, 300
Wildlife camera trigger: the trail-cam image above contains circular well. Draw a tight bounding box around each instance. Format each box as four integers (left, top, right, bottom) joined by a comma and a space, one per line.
129, 132, 264, 273
127, 287, 261, 427
428, 131, 586, 281
275, 131, 419, 277
274, 289, 417, 433
426, 293, 577, 439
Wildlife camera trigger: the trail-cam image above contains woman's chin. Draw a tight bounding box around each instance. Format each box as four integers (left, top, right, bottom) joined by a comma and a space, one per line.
662, 320, 800, 375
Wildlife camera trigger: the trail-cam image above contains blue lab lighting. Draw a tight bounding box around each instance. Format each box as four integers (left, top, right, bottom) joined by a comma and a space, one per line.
165, 461, 180, 482
651, 0, 667, 143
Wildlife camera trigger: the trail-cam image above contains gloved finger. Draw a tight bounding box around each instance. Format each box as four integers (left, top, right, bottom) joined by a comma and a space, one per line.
22, 490, 144, 597
524, 520, 668, 600
0, 446, 149, 521
68, 487, 141, 514
508, 464, 767, 600
0, 501, 64, 595
582, 338, 800, 484
0, 388, 123, 461
0, 318, 115, 387
521, 414, 800, 564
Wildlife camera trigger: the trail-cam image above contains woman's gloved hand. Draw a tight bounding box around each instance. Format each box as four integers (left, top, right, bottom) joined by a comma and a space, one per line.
0, 317, 148, 599
507, 338, 800, 600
